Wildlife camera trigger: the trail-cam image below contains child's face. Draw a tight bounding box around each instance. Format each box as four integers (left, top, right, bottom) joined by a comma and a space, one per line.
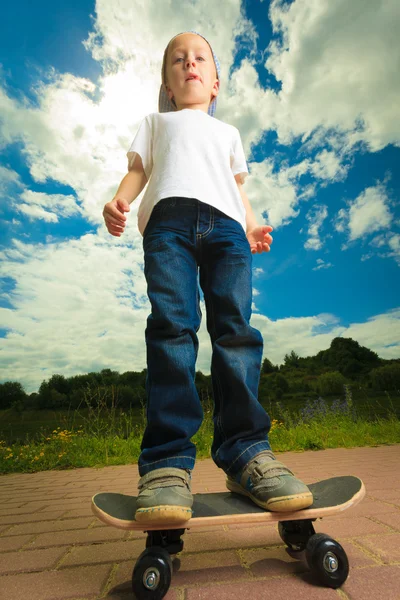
164, 33, 219, 113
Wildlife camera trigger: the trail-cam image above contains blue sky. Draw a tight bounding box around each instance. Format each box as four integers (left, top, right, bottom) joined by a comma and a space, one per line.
1, 0, 399, 394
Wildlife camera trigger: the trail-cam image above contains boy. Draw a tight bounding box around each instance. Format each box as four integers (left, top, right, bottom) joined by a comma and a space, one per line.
103, 31, 313, 525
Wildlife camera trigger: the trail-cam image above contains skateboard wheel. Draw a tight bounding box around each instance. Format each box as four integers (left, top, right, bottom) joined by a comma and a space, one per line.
305, 533, 349, 588
132, 547, 172, 599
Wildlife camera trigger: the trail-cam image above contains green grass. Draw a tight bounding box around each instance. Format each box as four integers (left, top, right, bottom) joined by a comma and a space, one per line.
1, 388, 399, 474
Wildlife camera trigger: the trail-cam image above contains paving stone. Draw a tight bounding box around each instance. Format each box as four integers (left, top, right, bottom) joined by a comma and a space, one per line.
373, 512, 400, 531
242, 545, 308, 577
27, 526, 126, 549
334, 539, 380, 567
341, 498, 398, 517
0, 546, 67, 575
342, 565, 400, 599
0, 502, 49, 516
185, 575, 338, 599
0, 534, 35, 552
8, 517, 94, 535
183, 524, 281, 553
0, 564, 112, 600
368, 489, 400, 504
59, 507, 96, 519
355, 533, 400, 564
60, 539, 144, 567
38, 500, 92, 512
171, 549, 248, 586
313, 515, 390, 537
1, 445, 399, 599
0, 510, 67, 526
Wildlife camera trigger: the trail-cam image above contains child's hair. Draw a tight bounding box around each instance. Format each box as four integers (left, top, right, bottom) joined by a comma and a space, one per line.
158, 30, 221, 116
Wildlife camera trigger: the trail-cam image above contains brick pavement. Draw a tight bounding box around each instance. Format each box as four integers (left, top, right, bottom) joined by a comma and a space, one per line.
0, 445, 399, 600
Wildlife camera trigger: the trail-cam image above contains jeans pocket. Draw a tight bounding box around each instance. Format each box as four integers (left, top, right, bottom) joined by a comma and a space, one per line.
142, 203, 166, 249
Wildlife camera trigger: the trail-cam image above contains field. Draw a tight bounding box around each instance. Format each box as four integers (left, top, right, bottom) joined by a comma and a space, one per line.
0, 388, 399, 474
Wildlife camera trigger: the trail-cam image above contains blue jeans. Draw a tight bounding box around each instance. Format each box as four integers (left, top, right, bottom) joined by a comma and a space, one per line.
139, 197, 272, 477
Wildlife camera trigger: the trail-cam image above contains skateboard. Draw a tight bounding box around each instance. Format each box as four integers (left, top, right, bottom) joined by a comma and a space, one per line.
92, 475, 365, 599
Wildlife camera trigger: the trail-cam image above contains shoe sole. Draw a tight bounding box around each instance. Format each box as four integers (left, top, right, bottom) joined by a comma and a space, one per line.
135, 505, 192, 525
226, 479, 313, 512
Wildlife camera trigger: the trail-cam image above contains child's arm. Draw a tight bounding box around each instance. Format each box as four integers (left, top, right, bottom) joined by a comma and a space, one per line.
103, 154, 148, 237
116, 153, 148, 204
235, 176, 258, 233
235, 175, 273, 254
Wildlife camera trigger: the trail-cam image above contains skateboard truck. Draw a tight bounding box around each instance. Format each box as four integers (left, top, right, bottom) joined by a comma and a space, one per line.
133, 517, 349, 598
144, 528, 185, 554
278, 518, 317, 551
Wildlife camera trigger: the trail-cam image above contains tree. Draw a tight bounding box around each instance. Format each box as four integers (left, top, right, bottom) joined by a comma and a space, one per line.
50, 389, 67, 409
99, 369, 119, 385
37, 381, 53, 409
47, 374, 70, 396
316, 337, 380, 378
284, 350, 300, 368
261, 358, 278, 374
0, 381, 27, 409
69, 373, 98, 391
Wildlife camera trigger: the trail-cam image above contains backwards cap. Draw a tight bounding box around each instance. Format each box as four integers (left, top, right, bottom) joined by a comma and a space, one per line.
158, 30, 221, 118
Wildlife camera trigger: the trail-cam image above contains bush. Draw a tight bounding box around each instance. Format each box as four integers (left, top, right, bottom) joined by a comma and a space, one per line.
369, 363, 400, 392
260, 372, 289, 401
316, 371, 347, 395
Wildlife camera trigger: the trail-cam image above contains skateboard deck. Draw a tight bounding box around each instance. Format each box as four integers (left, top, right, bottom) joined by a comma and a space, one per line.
91, 475, 365, 531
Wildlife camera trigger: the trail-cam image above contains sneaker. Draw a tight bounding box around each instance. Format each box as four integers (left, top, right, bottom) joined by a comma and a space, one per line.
135, 467, 193, 525
226, 451, 313, 512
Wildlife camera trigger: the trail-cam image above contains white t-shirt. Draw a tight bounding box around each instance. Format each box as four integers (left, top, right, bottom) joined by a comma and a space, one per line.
126, 108, 249, 236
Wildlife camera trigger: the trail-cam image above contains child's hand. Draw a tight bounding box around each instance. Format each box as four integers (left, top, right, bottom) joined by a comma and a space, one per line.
246, 225, 273, 254
103, 196, 130, 237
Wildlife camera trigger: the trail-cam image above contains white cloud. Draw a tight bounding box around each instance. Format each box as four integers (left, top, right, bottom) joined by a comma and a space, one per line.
304, 204, 328, 250
334, 183, 394, 245
370, 234, 389, 249
388, 233, 400, 254
309, 150, 349, 184
362, 232, 400, 265
343, 309, 400, 360
0, 166, 24, 196
265, 0, 400, 152
243, 146, 356, 232
16, 190, 82, 222
246, 158, 300, 228
0, 233, 148, 393
312, 258, 333, 271
253, 308, 400, 365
